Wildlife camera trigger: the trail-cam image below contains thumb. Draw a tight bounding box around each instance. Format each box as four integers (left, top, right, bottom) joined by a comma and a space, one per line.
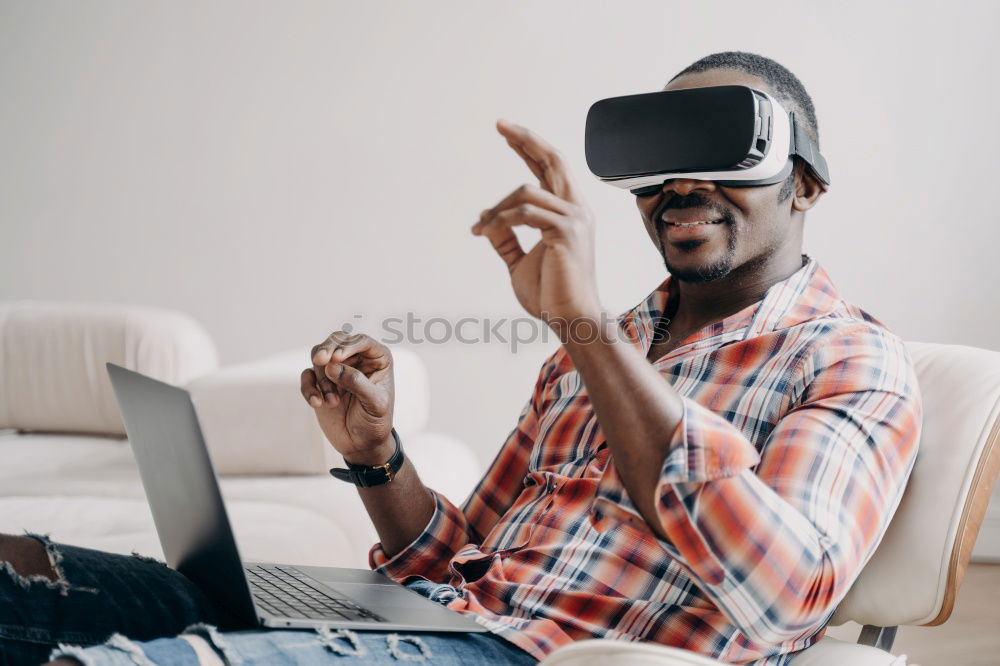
325, 363, 389, 416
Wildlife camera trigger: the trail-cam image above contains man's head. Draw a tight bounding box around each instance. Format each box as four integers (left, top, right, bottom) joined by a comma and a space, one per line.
635, 51, 826, 283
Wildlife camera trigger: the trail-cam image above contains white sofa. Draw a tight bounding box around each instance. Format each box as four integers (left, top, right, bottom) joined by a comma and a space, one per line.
0, 300, 481, 568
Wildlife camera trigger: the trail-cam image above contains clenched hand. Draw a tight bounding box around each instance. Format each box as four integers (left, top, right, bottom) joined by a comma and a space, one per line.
300, 332, 395, 466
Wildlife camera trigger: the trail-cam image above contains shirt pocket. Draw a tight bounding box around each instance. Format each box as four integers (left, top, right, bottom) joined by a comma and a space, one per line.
477, 471, 554, 553
531, 413, 603, 475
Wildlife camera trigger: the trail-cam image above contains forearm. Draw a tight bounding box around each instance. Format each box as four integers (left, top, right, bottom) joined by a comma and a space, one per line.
581, 330, 922, 643
561, 313, 684, 539
356, 455, 436, 558
568, 323, 844, 642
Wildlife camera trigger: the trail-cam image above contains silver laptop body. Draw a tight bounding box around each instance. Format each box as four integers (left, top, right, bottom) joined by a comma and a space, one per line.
106, 362, 485, 633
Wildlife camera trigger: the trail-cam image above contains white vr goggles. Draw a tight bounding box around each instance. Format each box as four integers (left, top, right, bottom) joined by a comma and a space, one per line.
584, 85, 831, 196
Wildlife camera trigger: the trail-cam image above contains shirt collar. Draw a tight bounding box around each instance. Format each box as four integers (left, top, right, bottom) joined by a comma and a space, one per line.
622, 254, 844, 355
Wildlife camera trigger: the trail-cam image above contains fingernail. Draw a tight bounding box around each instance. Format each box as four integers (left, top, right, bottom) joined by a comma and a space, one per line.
309, 396, 322, 407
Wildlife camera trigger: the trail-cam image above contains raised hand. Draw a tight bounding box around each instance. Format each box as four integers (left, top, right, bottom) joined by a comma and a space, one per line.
471, 120, 602, 331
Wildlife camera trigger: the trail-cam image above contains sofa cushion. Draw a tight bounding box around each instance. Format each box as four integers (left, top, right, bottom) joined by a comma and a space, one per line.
0, 496, 357, 568
184, 346, 430, 475
0, 431, 377, 566
0, 429, 480, 567
0, 301, 218, 435
186, 351, 339, 475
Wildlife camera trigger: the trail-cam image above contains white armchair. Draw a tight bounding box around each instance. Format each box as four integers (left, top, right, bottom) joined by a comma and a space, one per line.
541, 342, 1000, 665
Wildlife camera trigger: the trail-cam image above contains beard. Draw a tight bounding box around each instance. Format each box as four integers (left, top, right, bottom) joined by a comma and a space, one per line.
655, 194, 739, 283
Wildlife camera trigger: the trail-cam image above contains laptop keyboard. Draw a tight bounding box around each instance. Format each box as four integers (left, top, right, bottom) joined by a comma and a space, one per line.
245, 565, 385, 623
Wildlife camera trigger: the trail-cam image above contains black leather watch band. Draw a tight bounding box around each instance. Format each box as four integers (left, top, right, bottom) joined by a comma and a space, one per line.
329, 429, 404, 488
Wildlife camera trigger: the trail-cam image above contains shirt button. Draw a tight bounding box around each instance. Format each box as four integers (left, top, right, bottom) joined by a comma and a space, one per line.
591, 511, 606, 532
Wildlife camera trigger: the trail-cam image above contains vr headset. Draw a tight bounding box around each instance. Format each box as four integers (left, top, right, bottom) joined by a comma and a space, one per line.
584, 85, 830, 196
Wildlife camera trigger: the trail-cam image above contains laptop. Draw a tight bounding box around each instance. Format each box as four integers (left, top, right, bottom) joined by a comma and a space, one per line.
105, 362, 485, 633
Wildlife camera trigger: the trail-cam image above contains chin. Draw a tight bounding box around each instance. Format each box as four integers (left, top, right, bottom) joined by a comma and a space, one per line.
663, 249, 735, 283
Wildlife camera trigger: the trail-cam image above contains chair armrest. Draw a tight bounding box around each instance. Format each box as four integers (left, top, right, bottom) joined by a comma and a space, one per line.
538, 640, 729, 665
539, 637, 906, 666
788, 636, 906, 665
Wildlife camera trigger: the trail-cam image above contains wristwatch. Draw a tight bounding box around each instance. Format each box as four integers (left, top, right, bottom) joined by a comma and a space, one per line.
329, 429, 404, 487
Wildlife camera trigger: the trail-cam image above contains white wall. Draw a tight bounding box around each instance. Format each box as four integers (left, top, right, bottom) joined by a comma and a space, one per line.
3, 0, 999, 484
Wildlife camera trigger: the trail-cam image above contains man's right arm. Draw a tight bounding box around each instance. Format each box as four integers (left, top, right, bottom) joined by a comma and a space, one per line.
366, 388, 546, 583
355, 455, 435, 559
301, 331, 437, 557
302, 331, 552, 575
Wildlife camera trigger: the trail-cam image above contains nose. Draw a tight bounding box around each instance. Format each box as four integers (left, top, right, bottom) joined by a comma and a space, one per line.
661, 178, 716, 196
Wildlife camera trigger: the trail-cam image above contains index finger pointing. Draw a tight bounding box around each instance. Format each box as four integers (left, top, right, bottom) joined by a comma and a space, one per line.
497, 119, 580, 203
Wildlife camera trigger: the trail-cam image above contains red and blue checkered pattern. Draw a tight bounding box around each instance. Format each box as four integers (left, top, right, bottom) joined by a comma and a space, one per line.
370, 256, 921, 665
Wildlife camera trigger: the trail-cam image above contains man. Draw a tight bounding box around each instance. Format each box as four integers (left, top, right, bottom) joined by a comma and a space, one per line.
1, 52, 920, 665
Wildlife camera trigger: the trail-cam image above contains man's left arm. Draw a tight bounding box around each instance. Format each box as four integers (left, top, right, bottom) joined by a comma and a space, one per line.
574, 322, 921, 646
472, 120, 920, 645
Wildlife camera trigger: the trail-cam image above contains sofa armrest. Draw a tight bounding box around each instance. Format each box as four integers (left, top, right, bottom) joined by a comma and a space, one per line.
186, 351, 337, 475
0, 301, 218, 435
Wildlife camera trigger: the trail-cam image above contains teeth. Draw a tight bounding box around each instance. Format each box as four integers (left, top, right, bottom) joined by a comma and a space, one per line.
665, 220, 720, 227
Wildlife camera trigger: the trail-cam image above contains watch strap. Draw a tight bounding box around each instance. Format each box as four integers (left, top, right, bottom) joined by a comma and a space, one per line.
329, 429, 404, 487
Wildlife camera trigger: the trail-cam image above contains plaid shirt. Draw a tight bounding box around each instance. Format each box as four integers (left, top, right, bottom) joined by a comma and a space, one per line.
370, 255, 922, 664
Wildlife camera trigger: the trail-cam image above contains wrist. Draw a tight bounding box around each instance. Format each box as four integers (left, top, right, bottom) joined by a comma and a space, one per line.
331, 428, 405, 488
545, 308, 622, 346
342, 433, 397, 467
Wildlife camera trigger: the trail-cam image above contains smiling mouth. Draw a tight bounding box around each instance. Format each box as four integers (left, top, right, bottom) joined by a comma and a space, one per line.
663, 219, 725, 228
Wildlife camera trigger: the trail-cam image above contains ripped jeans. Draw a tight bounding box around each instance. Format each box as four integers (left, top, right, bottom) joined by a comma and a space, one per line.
0, 536, 537, 665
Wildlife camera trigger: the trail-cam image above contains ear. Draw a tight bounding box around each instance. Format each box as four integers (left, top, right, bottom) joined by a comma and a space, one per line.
791, 160, 826, 213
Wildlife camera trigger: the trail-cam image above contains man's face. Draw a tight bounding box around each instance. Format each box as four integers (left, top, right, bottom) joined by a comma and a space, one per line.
635, 69, 801, 283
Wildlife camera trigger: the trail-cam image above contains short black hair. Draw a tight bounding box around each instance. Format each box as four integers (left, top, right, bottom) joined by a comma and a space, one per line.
669, 51, 819, 148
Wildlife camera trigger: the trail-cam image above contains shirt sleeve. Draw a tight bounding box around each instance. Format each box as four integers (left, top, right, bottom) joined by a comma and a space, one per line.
368, 351, 558, 583
596, 325, 922, 645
